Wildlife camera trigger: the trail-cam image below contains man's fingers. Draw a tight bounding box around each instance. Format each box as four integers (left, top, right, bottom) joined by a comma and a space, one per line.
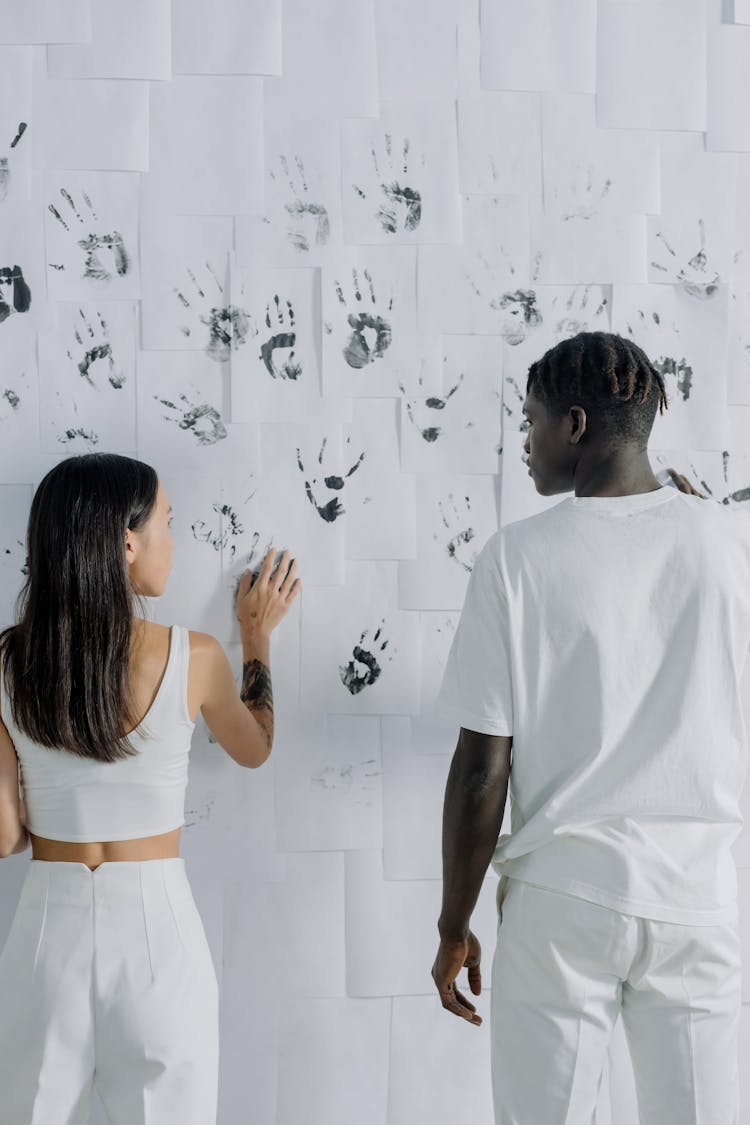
466, 961, 482, 995
452, 986, 476, 1013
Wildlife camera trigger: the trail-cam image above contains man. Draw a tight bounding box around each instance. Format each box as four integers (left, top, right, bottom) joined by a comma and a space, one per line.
433, 331, 748, 1125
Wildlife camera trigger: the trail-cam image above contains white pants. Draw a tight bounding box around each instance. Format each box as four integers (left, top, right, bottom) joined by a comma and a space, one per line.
0, 858, 219, 1124
490, 876, 743, 1125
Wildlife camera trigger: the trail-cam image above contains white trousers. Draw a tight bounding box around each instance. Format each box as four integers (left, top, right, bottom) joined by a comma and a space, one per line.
491, 876, 743, 1125
0, 858, 219, 1125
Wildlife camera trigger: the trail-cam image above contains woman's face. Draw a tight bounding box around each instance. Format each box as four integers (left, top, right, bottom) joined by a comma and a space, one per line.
125, 480, 175, 597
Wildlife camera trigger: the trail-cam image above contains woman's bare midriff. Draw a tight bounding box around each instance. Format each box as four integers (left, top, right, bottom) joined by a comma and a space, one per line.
29, 620, 203, 872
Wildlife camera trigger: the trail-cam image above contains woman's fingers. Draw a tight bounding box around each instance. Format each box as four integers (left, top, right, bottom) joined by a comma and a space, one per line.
279, 557, 298, 594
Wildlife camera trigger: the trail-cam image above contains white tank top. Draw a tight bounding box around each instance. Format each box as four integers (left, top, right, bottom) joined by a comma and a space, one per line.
0, 624, 195, 843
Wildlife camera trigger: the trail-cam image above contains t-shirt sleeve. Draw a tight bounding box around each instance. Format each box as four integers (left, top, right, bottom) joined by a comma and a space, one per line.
436, 533, 514, 736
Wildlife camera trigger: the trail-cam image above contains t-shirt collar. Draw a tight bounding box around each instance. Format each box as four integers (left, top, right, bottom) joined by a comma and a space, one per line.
566, 486, 681, 514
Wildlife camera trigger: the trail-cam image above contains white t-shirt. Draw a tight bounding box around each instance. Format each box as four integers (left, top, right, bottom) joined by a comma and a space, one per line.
437, 486, 750, 924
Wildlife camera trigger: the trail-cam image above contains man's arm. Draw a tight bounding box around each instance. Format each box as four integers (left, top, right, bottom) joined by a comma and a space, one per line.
438, 727, 512, 941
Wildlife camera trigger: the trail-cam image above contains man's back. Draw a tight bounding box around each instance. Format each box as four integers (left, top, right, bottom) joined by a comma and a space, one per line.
438, 487, 750, 923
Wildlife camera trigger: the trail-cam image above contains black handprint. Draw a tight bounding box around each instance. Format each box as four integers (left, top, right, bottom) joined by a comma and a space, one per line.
0, 266, 31, 323
0, 122, 27, 204
270, 153, 331, 252
353, 135, 422, 234
435, 494, 476, 572
399, 373, 465, 443
652, 220, 720, 300
174, 263, 251, 362
259, 294, 302, 380
48, 187, 131, 281
66, 308, 123, 388
338, 621, 392, 695
335, 268, 393, 369
296, 437, 366, 523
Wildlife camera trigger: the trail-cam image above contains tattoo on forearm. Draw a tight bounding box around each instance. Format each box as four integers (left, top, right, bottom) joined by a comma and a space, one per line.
241, 659, 274, 713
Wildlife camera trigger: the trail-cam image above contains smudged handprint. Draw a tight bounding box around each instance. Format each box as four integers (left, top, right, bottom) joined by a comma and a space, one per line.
651, 220, 720, 299
269, 152, 330, 253
65, 308, 125, 389
561, 163, 612, 221
152, 390, 228, 446
311, 759, 380, 803
653, 355, 693, 402
0, 265, 31, 323
259, 294, 301, 380
0, 122, 27, 204
339, 620, 393, 695
332, 267, 393, 369
48, 187, 131, 282
174, 262, 251, 362
352, 134, 423, 234
435, 494, 476, 572
297, 437, 366, 523
464, 266, 541, 345
554, 285, 608, 336
399, 372, 465, 443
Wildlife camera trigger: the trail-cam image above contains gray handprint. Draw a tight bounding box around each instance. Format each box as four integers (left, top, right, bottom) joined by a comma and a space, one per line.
0, 121, 27, 203
334, 268, 393, 369
353, 134, 422, 234
153, 390, 228, 446
652, 220, 720, 300
174, 263, 251, 362
435, 493, 476, 572
65, 307, 124, 389
269, 152, 331, 253
48, 187, 131, 281
259, 294, 302, 380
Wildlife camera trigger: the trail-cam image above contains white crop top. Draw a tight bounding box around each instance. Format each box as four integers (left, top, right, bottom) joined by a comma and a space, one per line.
0, 624, 196, 843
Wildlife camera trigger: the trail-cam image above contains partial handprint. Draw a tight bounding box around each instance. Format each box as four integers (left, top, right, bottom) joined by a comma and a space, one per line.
173, 262, 251, 363
334, 267, 393, 369
651, 219, 720, 300
0, 265, 31, 323
0, 121, 27, 204
353, 133, 423, 234
48, 187, 132, 282
259, 294, 302, 380
462, 253, 536, 342
65, 307, 124, 389
269, 152, 331, 253
435, 493, 476, 573
399, 372, 465, 443
153, 389, 228, 446
296, 437, 366, 523
338, 620, 393, 695
560, 162, 612, 221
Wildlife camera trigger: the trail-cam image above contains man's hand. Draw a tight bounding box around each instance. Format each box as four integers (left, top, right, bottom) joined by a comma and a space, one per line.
431, 931, 483, 1027
666, 467, 706, 498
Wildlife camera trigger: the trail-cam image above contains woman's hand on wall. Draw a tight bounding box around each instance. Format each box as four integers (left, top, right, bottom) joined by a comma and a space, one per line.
235, 547, 301, 638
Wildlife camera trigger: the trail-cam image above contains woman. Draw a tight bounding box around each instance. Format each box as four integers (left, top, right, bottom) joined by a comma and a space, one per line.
0, 453, 300, 1124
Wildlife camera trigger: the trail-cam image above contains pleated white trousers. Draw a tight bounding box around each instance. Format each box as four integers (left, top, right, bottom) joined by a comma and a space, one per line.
491, 876, 743, 1125
0, 858, 219, 1125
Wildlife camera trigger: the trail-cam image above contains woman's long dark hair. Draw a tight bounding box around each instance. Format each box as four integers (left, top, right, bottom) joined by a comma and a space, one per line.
0, 453, 160, 761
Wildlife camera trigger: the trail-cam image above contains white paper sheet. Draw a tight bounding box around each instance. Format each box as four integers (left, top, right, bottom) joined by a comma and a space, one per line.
322, 246, 420, 398
40, 78, 149, 171
228, 263, 322, 423
389, 997, 495, 1125
728, 286, 750, 404
398, 474, 498, 610
530, 211, 648, 285
0, 49, 31, 211
343, 398, 418, 560
376, 0, 460, 99
300, 561, 420, 713
542, 93, 660, 218
0, 323, 41, 483
480, 0, 597, 94
381, 720, 452, 880
0, 1, 91, 44
457, 92, 542, 202
273, 711, 383, 852
345, 848, 500, 996
611, 283, 731, 451
37, 301, 137, 453
342, 100, 462, 244
258, 118, 345, 267
0, 484, 34, 627
647, 133, 738, 293
707, 22, 750, 151
47, 0, 170, 79
264, 0, 378, 128
172, 0, 281, 75
733, 0, 750, 20
44, 171, 140, 299
418, 195, 531, 337
275, 997, 390, 1125
139, 210, 235, 352
418, 611, 460, 713
148, 76, 263, 214
135, 350, 262, 479
400, 335, 503, 475
596, 0, 707, 131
